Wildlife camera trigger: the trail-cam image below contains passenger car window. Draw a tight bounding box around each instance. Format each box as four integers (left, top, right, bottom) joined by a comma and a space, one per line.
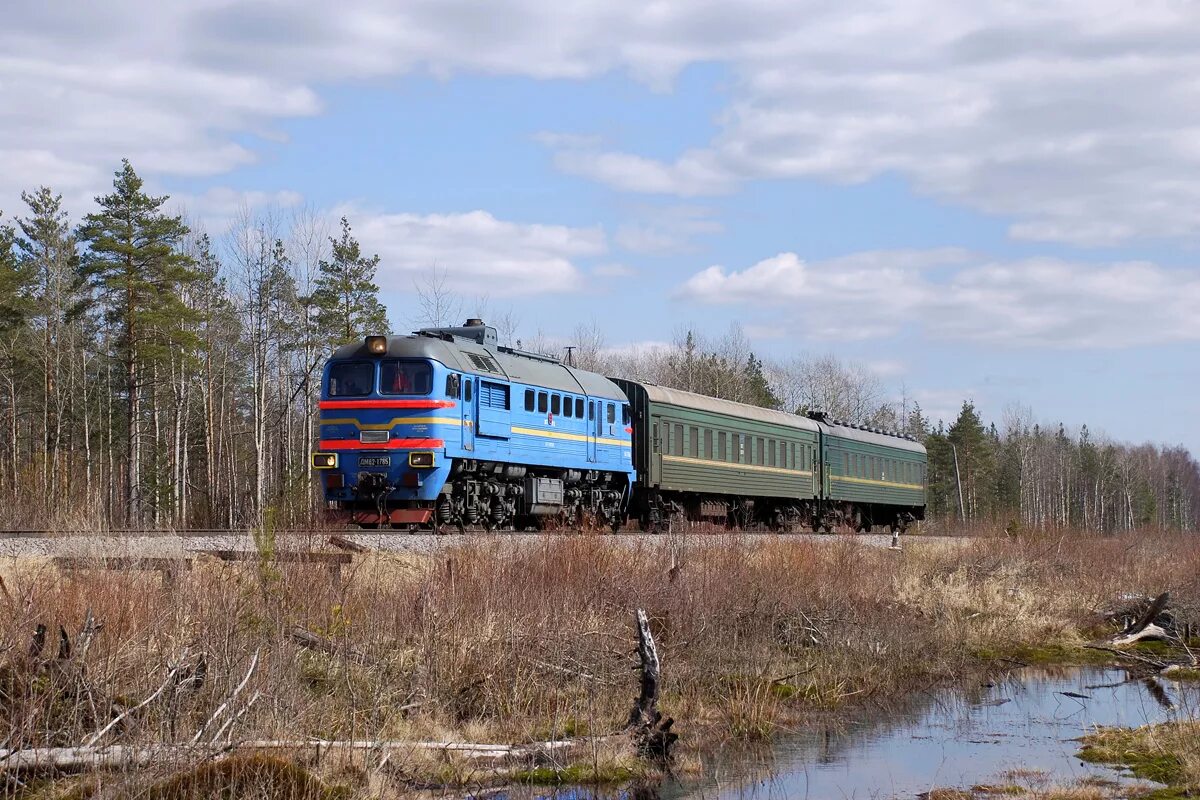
328, 362, 373, 397
524, 389, 534, 411
673, 424, 683, 456
689, 426, 698, 458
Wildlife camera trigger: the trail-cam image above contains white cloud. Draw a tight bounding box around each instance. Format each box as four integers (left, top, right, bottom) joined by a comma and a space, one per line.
170, 187, 305, 236
338, 207, 606, 295
679, 249, 1200, 348
593, 263, 637, 278
613, 205, 724, 254
11, 3, 1200, 243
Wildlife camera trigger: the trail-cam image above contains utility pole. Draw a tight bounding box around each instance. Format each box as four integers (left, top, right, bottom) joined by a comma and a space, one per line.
952, 443, 966, 521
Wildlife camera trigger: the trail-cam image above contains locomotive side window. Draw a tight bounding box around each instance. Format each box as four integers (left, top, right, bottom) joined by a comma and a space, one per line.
464, 380, 473, 403
562, 396, 573, 418
588, 401, 594, 421
622, 405, 631, 425
328, 362, 373, 397
524, 389, 534, 411
673, 424, 683, 456
689, 426, 698, 458
704, 429, 713, 459
551, 395, 561, 415
607, 404, 616, 424
380, 361, 432, 395
718, 431, 727, 460
538, 392, 548, 413
445, 374, 461, 398
575, 398, 583, 418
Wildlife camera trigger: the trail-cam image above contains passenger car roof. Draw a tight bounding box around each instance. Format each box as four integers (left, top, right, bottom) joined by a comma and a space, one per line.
638, 383, 820, 433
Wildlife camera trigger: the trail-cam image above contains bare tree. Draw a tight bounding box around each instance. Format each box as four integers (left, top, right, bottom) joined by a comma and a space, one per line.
413, 265, 462, 328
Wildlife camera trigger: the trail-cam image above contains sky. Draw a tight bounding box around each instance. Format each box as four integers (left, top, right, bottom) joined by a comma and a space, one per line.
2, 1, 1199, 454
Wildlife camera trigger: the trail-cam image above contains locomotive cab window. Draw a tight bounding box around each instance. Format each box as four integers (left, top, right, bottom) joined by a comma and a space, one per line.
328, 362, 373, 397
622, 404, 631, 425
607, 404, 616, 424
380, 361, 432, 395
524, 389, 534, 411
445, 374, 461, 398
575, 398, 584, 418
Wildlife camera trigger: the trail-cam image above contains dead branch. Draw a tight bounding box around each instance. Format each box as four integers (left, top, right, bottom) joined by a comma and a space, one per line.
83, 658, 190, 746
191, 649, 259, 744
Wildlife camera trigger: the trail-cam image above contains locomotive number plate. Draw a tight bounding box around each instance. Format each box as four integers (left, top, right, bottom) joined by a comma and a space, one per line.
358, 456, 392, 468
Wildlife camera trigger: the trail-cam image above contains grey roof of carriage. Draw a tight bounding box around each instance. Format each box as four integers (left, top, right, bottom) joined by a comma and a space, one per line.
329, 334, 627, 400
638, 383, 821, 433
817, 419, 927, 454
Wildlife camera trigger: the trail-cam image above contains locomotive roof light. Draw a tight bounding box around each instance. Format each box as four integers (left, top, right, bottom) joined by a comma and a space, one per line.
365, 335, 387, 354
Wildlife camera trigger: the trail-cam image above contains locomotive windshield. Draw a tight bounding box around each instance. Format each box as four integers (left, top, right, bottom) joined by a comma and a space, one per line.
380, 360, 432, 395
328, 362, 373, 397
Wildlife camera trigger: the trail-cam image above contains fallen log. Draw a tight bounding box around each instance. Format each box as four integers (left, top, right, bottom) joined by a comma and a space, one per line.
289, 626, 370, 665
1110, 592, 1171, 645
0, 738, 581, 775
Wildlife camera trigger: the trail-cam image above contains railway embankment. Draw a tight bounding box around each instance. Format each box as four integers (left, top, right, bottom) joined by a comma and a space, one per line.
1, 530, 1197, 797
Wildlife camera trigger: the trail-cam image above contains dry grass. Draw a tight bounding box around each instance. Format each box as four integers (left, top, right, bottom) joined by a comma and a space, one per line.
2, 531, 1200, 797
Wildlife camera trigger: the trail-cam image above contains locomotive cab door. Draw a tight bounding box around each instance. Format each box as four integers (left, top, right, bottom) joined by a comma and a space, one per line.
586, 400, 598, 462
461, 376, 475, 452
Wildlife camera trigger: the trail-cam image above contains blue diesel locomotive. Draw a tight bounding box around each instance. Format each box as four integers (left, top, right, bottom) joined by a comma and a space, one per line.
311, 320, 635, 530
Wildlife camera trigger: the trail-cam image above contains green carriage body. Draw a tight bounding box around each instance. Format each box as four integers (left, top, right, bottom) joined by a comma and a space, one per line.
817, 420, 927, 519
615, 380, 820, 500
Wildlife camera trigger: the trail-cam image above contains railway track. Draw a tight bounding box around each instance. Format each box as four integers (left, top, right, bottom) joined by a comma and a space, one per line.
0, 527, 956, 559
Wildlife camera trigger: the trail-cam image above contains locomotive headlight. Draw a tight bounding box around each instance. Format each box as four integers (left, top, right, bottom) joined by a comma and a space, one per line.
365, 335, 387, 354
408, 451, 435, 468
311, 453, 338, 469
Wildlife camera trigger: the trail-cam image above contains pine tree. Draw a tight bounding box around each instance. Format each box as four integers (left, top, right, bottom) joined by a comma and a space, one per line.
17, 188, 83, 495
0, 214, 33, 332
948, 401, 996, 522
743, 354, 779, 409
310, 217, 388, 345
77, 160, 197, 524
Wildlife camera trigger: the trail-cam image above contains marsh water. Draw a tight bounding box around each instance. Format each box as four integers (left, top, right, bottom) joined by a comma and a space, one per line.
668, 667, 1197, 799
496, 667, 1197, 800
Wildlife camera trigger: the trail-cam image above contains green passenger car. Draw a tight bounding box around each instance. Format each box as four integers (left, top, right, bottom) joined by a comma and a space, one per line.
615, 380, 821, 530
813, 418, 927, 532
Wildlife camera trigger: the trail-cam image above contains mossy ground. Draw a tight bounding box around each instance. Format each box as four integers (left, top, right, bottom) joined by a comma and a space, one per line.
1078, 723, 1200, 799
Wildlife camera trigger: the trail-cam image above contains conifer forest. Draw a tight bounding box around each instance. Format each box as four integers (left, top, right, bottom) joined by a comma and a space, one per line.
0, 161, 1196, 532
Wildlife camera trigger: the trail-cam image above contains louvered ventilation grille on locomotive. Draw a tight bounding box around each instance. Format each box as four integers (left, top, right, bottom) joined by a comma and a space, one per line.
479, 381, 509, 409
